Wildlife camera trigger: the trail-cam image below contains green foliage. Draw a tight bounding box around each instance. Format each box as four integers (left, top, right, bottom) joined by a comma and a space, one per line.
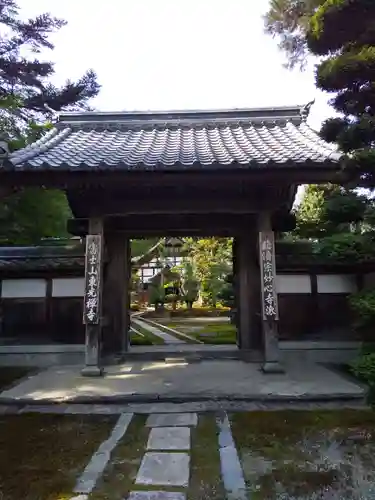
0, 187, 71, 245
131, 239, 159, 258
349, 289, 375, 331
217, 274, 235, 308
0, 1, 99, 118
306, 0, 375, 187
264, 0, 324, 69
316, 232, 375, 262
183, 237, 232, 307
350, 352, 375, 386
148, 284, 165, 307
0, 94, 71, 244
307, 0, 375, 55
265, 0, 375, 186
295, 184, 369, 239
178, 260, 199, 308
0, 1, 102, 246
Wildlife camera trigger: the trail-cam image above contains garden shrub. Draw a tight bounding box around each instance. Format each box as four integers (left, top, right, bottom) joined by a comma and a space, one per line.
316, 232, 375, 262
350, 352, 375, 386
349, 289, 375, 332
142, 305, 230, 319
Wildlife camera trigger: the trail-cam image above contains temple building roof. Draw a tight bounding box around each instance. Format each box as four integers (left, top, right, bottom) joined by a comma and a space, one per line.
9, 105, 341, 171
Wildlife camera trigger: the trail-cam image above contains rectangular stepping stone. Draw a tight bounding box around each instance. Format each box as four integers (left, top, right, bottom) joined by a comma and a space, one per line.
136, 452, 190, 487
128, 492, 186, 500
147, 427, 190, 451
146, 412, 197, 428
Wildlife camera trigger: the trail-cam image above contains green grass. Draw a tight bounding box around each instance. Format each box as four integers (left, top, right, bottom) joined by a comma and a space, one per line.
130, 325, 165, 345
161, 321, 237, 344
230, 410, 375, 498
0, 413, 116, 500
142, 320, 198, 343
188, 414, 225, 500
0, 366, 34, 391
91, 414, 149, 500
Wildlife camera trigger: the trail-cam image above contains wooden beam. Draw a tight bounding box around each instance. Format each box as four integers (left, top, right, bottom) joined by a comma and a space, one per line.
68, 214, 257, 237
67, 187, 287, 217
0, 164, 342, 190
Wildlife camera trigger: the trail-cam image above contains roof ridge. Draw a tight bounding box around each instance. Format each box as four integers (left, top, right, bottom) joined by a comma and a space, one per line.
56, 105, 305, 126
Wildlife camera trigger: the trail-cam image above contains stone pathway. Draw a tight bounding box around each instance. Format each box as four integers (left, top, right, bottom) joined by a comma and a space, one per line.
131, 413, 197, 498
132, 318, 186, 344
217, 412, 246, 500
73, 412, 133, 496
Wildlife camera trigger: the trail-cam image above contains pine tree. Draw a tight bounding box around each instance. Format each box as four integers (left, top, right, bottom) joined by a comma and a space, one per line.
0, 2, 100, 244
306, 0, 375, 188
264, 0, 324, 69
0, 0, 100, 120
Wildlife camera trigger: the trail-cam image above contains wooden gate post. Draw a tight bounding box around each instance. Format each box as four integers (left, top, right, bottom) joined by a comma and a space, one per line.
258, 212, 284, 373
236, 230, 262, 352
81, 217, 104, 377
102, 233, 131, 359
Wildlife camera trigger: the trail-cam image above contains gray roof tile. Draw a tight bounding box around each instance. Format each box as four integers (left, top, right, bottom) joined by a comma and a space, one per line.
9, 106, 341, 170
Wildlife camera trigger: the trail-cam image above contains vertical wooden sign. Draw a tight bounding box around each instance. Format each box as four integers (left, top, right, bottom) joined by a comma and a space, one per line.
259, 230, 279, 321
83, 234, 103, 325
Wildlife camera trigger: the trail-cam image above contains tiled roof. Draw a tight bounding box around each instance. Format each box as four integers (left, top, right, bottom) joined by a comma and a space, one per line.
0, 242, 174, 272
9, 106, 341, 171
0, 246, 85, 273
0, 242, 371, 274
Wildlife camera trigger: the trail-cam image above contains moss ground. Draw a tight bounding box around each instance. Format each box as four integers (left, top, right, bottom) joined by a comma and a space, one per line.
0, 413, 116, 500
231, 410, 375, 499
0, 366, 34, 391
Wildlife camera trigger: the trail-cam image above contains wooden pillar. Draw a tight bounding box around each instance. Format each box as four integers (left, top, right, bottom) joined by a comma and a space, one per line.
232, 238, 240, 348
102, 232, 131, 359
258, 212, 284, 373
82, 217, 104, 377
236, 231, 262, 351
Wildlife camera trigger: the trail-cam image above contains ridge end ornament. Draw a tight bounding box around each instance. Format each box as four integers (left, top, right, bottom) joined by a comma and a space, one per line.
300, 99, 316, 121
43, 103, 60, 123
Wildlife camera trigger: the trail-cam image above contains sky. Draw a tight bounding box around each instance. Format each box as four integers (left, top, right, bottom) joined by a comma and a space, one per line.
18, 0, 336, 131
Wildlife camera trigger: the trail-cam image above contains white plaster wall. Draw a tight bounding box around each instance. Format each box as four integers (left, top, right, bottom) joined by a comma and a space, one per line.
2, 279, 47, 298
52, 278, 85, 297
317, 274, 357, 294
276, 274, 311, 294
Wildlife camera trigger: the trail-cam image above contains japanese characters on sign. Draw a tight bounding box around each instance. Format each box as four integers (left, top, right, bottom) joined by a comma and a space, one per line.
259, 231, 279, 320
83, 235, 102, 325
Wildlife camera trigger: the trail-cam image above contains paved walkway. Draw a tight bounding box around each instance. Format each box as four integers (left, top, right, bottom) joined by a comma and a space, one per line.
70, 411, 245, 500
0, 358, 366, 404
132, 318, 185, 344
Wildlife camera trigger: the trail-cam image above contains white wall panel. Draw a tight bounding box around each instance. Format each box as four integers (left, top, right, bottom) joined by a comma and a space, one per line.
276, 274, 311, 294
317, 274, 357, 294
2, 279, 47, 298
52, 278, 84, 297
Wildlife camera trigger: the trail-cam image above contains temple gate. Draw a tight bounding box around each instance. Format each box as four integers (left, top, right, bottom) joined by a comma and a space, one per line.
3, 105, 341, 375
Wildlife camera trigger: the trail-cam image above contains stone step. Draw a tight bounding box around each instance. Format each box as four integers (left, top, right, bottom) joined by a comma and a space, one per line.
105, 347, 263, 363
